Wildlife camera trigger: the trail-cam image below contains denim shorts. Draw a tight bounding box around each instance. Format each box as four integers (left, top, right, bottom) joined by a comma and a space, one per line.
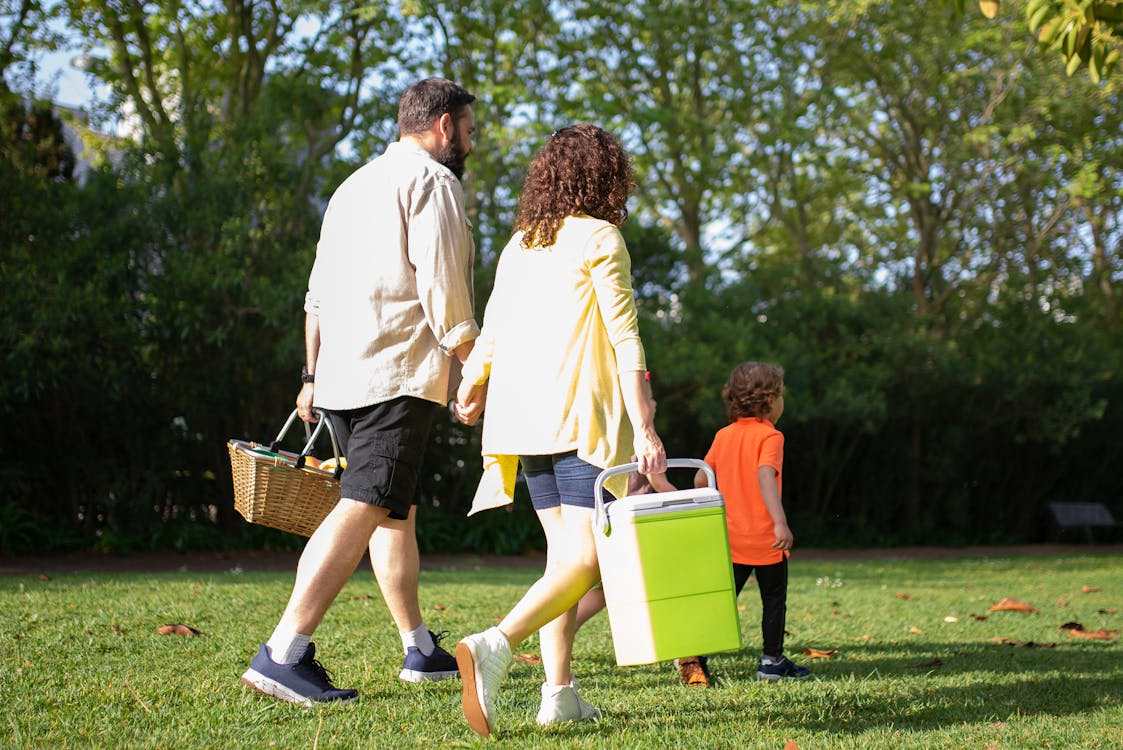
519, 451, 602, 510
326, 396, 436, 520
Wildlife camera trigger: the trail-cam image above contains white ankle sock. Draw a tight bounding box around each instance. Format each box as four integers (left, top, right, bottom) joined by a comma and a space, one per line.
266, 629, 311, 665
401, 624, 434, 656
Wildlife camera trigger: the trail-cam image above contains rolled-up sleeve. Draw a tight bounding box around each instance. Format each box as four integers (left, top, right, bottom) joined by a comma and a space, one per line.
586, 226, 646, 372
407, 178, 480, 355
304, 211, 331, 315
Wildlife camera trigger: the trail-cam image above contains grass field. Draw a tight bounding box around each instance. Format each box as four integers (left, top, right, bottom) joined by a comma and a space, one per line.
1, 552, 1120, 749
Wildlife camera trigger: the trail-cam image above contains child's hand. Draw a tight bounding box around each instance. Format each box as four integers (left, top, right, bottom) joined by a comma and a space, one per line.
772, 521, 794, 551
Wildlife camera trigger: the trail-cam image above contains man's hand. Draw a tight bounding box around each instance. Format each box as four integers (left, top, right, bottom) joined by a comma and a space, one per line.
296, 383, 318, 423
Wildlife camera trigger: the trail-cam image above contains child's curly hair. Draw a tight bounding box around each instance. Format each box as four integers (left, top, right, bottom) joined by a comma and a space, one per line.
722, 362, 785, 421
515, 123, 633, 249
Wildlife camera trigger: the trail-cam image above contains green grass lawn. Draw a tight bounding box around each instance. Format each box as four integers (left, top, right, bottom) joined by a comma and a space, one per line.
1, 553, 1120, 749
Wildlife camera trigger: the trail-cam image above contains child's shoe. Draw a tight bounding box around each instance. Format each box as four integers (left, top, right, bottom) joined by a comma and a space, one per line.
674, 656, 710, 687
535, 681, 602, 725
756, 655, 810, 681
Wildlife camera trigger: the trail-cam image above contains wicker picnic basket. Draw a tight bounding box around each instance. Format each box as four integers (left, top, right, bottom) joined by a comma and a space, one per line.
228, 409, 343, 537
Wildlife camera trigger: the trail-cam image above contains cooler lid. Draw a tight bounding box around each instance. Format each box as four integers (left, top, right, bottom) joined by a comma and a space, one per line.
609, 487, 724, 517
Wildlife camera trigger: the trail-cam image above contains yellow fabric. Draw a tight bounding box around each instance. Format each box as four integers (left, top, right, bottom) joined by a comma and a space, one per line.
463, 215, 646, 514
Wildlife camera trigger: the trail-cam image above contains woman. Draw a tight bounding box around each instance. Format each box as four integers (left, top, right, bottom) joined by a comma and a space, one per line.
452, 124, 666, 737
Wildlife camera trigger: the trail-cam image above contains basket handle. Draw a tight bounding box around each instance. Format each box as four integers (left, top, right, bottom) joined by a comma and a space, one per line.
269, 409, 343, 479
593, 458, 715, 536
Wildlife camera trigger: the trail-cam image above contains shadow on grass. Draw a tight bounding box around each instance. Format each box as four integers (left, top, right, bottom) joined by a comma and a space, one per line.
579, 638, 1122, 735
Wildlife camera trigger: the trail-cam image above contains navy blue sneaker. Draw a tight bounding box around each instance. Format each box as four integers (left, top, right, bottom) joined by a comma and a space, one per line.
399, 630, 459, 683
757, 655, 811, 681
241, 643, 358, 704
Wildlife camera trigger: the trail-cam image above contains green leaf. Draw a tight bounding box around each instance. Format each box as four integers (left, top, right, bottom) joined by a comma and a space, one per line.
1037, 15, 1065, 43
1066, 48, 1084, 73
1028, 1, 1053, 31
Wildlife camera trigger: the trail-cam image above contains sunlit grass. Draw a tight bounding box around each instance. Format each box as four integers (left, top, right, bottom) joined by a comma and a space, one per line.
1, 554, 1120, 748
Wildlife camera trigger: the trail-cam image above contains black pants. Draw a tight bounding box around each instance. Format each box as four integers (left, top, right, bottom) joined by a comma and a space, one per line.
733, 559, 788, 658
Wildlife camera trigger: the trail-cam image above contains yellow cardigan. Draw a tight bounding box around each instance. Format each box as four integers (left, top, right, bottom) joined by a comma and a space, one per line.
462, 215, 646, 514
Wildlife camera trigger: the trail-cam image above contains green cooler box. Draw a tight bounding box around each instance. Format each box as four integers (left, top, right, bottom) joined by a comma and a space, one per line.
593, 459, 742, 666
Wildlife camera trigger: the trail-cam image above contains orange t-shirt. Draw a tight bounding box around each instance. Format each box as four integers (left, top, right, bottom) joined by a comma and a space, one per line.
703, 417, 785, 566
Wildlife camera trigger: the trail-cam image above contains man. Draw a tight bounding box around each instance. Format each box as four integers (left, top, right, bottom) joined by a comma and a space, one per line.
241, 78, 480, 704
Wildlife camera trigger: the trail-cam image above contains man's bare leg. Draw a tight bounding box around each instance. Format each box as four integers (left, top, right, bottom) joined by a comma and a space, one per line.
370, 505, 459, 682
276, 498, 390, 635
242, 498, 389, 704
370, 506, 422, 632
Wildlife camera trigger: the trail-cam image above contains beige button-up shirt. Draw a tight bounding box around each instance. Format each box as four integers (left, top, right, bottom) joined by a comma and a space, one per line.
305, 141, 479, 410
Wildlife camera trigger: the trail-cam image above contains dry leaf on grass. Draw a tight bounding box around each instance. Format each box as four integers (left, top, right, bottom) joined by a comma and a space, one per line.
38, 574, 51, 581
802, 647, 838, 659
830, 609, 852, 617
909, 626, 925, 635
1056, 596, 1069, 607
784, 741, 801, 750
970, 614, 989, 621
988, 597, 1039, 613
908, 658, 943, 669
156, 623, 203, 636
944, 616, 959, 623
1099, 609, 1117, 615
1082, 585, 1100, 593
895, 592, 916, 601
1066, 628, 1118, 641
433, 604, 446, 611
514, 652, 542, 664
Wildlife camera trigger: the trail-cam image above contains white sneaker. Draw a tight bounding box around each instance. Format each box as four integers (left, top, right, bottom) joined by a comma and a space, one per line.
535, 681, 603, 726
455, 627, 512, 737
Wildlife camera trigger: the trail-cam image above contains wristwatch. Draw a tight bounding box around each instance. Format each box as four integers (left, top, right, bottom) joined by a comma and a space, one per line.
301, 365, 315, 384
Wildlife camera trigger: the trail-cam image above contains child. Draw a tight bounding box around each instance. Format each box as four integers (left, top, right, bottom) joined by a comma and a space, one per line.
694, 361, 809, 681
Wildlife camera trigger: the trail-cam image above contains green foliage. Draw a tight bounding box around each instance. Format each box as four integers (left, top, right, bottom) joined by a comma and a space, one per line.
1025, 0, 1123, 83
1, 1, 1120, 552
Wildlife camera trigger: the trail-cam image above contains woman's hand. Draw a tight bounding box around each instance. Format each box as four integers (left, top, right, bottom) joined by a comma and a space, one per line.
632, 428, 666, 476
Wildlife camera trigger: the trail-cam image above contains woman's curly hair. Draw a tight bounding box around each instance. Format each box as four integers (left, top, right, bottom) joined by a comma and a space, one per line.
515, 124, 634, 249
722, 362, 785, 421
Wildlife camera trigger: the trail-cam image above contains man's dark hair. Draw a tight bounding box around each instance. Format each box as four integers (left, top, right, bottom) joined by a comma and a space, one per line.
398, 78, 476, 136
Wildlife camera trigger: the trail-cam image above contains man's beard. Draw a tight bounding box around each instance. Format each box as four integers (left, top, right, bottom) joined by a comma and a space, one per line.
437, 130, 468, 181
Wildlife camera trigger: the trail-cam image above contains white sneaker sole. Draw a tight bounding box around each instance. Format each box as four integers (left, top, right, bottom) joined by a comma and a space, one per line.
241, 668, 314, 706
454, 641, 494, 737
398, 668, 459, 683
756, 671, 810, 681
241, 668, 358, 705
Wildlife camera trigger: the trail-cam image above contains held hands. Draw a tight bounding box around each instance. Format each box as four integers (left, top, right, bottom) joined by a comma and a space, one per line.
454, 381, 487, 426
772, 521, 794, 551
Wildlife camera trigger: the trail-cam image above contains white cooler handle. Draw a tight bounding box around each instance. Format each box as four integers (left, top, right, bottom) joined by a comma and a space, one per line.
593, 458, 716, 536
